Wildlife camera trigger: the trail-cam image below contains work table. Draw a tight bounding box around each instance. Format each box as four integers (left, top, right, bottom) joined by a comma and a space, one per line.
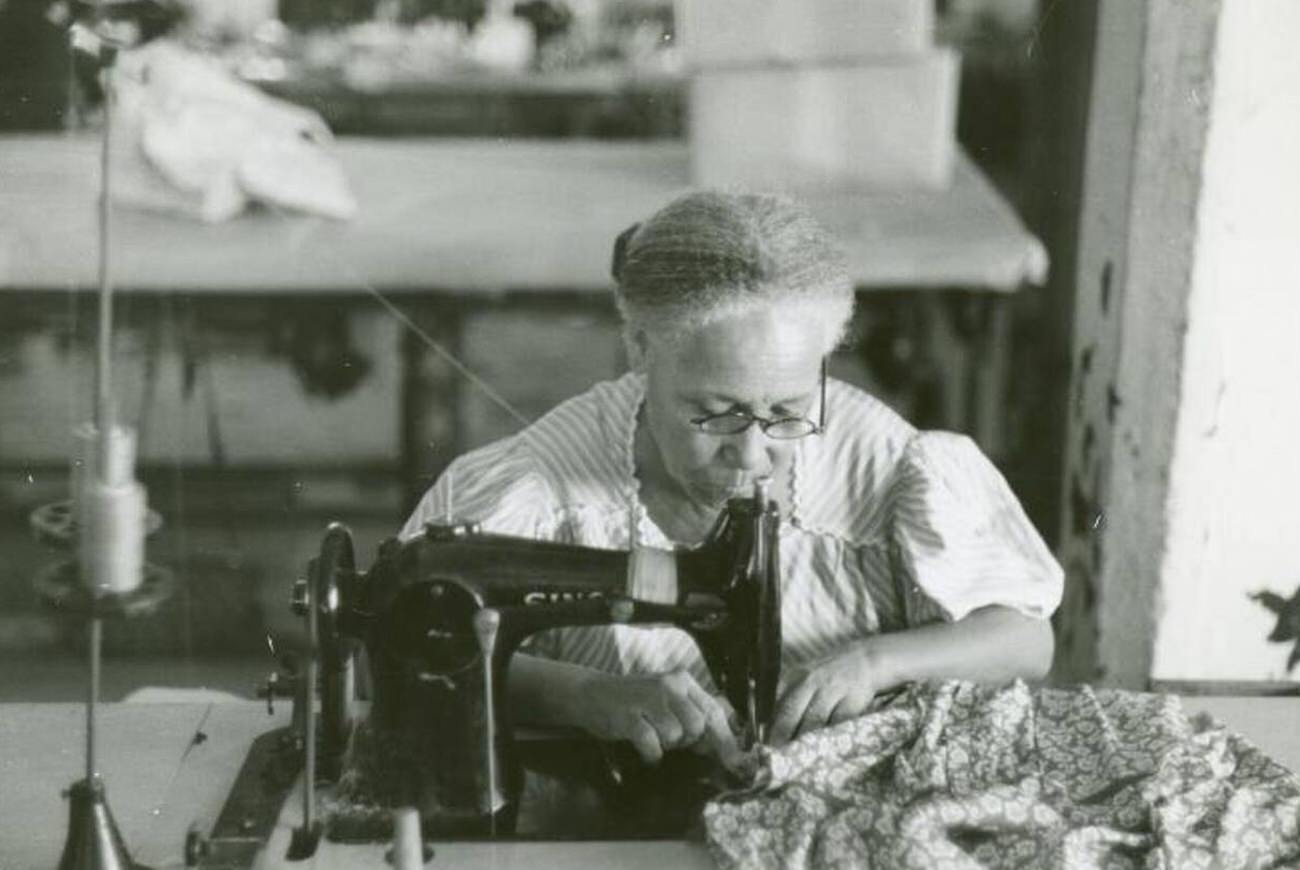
0, 701, 715, 869
0, 135, 1044, 294
2, 695, 1298, 868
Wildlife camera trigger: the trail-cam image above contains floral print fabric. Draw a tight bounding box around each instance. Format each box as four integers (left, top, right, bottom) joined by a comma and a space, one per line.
704, 681, 1300, 869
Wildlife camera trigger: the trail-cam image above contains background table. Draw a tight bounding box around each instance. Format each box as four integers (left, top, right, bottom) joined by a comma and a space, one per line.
1, 695, 1296, 869
0, 135, 1047, 498
0, 136, 1044, 293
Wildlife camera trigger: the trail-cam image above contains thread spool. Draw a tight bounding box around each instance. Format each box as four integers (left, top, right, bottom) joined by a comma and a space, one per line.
627, 546, 678, 605
70, 422, 90, 509
390, 806, 425, 870
69, 422, 98, 514
75, 423, 146, 595
71, 422, 137, 504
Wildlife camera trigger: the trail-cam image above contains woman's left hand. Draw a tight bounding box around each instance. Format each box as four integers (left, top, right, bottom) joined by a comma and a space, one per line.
768, 641, 890, 745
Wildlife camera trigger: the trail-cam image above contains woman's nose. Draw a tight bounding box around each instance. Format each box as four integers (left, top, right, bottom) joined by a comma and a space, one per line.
721, 425, 771, 471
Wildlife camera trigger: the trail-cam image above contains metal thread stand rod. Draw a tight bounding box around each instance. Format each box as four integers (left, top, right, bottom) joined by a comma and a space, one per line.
88, 10, 115, 792
86, 617, 101, 783
95, 50, 116, 467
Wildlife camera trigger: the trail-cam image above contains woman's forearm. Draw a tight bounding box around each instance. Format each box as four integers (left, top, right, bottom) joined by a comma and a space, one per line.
769, 605, 1054, 743
867, 605, 1055, 692
507, 652, 601, 728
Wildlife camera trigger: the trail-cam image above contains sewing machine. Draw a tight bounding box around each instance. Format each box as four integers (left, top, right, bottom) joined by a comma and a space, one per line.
187, 481, 781, 868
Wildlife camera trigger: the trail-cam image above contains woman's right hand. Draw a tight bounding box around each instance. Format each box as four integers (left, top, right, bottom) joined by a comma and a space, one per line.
572, 669, 742, 769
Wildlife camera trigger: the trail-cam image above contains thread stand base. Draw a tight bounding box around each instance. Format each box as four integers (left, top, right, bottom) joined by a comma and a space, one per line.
58, 777, 152, 870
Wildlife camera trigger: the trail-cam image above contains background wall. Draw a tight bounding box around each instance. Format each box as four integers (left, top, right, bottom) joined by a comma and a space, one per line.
1050, 0, 1154, 684
1151, 0, 1300, 682
1054, 0, 1300, 686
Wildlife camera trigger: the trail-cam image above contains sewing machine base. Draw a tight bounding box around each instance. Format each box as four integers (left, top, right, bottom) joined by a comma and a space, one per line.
193, 723, 721, 868
189, 728, 300, 870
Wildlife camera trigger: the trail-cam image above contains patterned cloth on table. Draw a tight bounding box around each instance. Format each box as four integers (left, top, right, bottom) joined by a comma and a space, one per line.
703, 681, 1300, 869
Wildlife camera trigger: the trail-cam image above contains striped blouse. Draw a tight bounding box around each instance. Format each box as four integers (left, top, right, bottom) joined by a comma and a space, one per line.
400, 373, 1063, 689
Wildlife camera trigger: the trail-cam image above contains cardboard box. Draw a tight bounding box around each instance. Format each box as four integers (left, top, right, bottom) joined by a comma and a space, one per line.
689, 49, 960, 191
676, 0, 934, 67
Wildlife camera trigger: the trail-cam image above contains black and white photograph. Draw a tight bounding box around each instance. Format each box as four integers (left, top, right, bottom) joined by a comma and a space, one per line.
1, 1, 1297, 867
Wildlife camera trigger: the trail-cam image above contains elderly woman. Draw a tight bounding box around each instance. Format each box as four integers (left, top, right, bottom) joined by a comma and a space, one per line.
401, 191, 1062, 766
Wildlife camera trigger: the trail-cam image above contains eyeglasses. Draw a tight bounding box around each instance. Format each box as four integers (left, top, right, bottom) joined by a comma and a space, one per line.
689, 359, 827, 440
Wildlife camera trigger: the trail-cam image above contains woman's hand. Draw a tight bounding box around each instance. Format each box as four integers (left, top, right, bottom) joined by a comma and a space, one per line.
766, 608, 1056, 745
574, 669, 741, 767
769, 642, 890, 745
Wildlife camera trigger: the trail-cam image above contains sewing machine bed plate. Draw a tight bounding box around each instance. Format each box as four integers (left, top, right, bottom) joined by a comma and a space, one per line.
196, 723, 720, 868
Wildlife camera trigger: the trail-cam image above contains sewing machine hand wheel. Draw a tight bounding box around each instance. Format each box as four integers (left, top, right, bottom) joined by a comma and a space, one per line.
304, 522, 361, 781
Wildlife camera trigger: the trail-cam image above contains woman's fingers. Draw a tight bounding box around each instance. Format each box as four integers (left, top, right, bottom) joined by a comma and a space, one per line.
663, 673, 708, 746
628, 716, 665, 764
593, 670, 750, 764
773, 679, 877, 743
629, 670, 714, 759
769, 678, 816, 745
683, 683, 742, 767
828, 692, 872, 726
712, 693, 741, 732
792, 688, 836, 740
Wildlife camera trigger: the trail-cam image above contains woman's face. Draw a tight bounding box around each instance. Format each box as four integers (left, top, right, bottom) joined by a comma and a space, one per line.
639, 307, 826, 508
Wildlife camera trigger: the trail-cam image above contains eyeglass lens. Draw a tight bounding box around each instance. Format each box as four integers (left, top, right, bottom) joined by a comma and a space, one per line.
690, 358, 827, 438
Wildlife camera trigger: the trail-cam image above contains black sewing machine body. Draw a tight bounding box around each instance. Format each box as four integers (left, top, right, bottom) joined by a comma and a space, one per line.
190, 488, 781, 866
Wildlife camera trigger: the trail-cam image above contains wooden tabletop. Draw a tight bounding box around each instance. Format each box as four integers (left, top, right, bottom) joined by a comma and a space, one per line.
0, 135, 1046, 296
0, 702, 716, 870
1, 695, 1297, 869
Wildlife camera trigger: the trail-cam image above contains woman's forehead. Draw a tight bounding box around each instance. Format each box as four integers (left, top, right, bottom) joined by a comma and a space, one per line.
653, 312, 823, 397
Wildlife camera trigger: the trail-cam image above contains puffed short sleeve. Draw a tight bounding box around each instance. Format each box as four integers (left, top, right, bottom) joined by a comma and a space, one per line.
890, 432, 1063, 624
400, 436, 558, 541
399, 437, 566, 659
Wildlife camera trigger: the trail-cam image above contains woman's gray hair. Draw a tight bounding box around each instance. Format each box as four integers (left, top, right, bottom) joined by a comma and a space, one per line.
611, 191, 854, 352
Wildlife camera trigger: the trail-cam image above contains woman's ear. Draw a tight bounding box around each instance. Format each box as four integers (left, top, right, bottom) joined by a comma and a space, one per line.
624, 328, 651, 374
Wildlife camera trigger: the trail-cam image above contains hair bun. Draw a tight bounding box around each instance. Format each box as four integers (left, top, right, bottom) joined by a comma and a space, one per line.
610, 222, 641, 282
